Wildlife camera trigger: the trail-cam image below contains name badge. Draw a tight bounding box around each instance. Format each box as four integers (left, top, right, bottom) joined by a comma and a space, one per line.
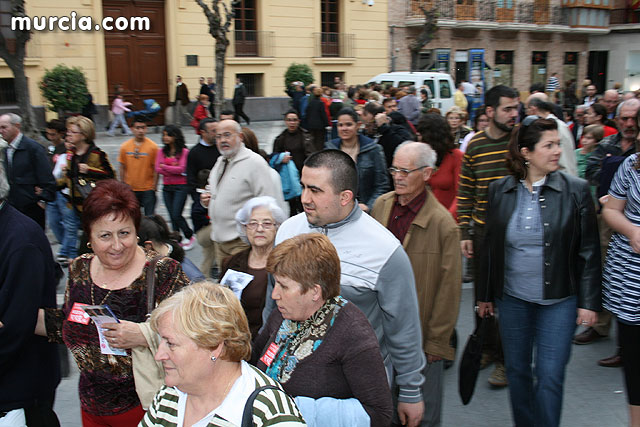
67, 302, 91, 325
260, 342, 280, 367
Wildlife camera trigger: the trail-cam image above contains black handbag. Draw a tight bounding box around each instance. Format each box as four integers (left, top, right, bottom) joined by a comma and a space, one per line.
241, 385, 279, 427
73, 175, 96, 199
458, 317, 488, 405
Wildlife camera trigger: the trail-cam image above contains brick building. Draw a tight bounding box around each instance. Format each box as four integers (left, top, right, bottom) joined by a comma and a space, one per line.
389, 0, 613, 95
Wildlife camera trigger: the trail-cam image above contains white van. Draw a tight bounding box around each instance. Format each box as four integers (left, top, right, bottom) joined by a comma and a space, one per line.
366, 72, 455, 113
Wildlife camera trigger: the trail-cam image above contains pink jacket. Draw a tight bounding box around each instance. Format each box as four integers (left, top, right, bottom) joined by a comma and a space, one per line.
155, 148, 189, 185
111, 98, 132, 115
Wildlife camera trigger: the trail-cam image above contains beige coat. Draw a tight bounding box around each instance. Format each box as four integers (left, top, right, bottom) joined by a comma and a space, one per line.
371, 189, 462, 360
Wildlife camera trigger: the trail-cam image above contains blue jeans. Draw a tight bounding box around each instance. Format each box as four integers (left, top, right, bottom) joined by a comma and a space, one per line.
108, 113, 131, 135
497, 294, 577, 427
135, 190, 156, 216
162, 184, 192, 239
61, 205, 81, 259
46, 192, 66, 244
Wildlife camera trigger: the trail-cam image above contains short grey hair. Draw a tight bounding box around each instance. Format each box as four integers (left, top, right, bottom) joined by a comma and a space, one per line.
395, 141, 437, 169
0, 149, 9, 200
617, 98, 640, 117
235, 196, 287, 244
575, 104, 588, 113
2, 113, 21, 126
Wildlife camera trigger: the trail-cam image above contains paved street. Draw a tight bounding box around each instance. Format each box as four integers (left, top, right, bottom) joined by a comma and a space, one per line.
50, 121, 629, 426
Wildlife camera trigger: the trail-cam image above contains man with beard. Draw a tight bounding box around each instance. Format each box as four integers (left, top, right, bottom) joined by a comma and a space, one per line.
457, 85, 519, 388
361, 101, 412, 168
200, 120, 279, 266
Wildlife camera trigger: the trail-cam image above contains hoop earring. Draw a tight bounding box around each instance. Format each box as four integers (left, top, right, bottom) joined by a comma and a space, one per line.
86, 242, 92, 249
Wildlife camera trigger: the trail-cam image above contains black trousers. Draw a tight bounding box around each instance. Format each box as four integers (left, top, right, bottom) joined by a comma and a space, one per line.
233, 103, 250, 125
23, 391, 60, 427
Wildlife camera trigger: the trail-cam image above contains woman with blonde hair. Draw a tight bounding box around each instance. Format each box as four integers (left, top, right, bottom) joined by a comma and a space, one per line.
445, 105, 471, 147
140, 281, 306, 427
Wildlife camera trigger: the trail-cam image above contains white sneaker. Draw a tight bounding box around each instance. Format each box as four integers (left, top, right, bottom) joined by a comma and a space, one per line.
181, 236, 196, 251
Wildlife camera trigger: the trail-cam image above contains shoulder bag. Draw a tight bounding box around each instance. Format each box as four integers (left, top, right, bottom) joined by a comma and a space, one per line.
132, 256, 165, 410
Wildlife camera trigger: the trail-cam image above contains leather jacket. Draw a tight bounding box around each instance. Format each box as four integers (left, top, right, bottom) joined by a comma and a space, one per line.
477, 171, 601, 311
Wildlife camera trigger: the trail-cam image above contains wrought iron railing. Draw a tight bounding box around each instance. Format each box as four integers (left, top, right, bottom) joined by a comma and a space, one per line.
314, 32, 355, 58
232, 30, 275, 57
407, 0, 569, 25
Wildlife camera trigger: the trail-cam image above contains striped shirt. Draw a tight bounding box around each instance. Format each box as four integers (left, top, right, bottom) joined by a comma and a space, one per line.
603, 154, 640, 324
139, 361, 306, 427
457, 130, 511, 239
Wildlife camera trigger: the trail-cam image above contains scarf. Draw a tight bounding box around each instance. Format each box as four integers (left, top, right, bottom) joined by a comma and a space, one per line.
265, 296, 347, 384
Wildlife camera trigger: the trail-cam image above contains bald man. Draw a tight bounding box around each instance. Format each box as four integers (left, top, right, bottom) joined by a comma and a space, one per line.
601, 89, 619, 120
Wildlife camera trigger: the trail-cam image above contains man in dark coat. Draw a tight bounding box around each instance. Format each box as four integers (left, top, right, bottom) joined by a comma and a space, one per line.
200, 77, 215, 117
233, 77, 251, 125
0, 153, 61, 426
362, 102, 412, 168
173, 75, 191, 127
0, 113, 55, 229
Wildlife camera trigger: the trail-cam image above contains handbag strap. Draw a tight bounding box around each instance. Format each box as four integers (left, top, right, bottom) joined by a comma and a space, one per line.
240, 385, 280, 427
145, 256, 162, 317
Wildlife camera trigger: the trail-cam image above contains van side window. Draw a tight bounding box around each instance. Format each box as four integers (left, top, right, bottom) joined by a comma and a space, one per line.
423, 80, 435, 98
399, 81, 415, 88
439, 80, 452, 98
381, 81, 394, 89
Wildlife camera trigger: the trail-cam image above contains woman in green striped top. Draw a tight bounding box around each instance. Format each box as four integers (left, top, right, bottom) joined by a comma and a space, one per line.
139, 282, 306, 427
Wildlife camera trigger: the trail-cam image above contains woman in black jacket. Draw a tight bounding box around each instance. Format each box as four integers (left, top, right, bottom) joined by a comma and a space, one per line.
305, 86, 329, 152
477, 117, 601, 427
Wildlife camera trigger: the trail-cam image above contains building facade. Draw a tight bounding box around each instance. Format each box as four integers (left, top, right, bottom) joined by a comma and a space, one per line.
0, 0, 389, 123
389, 0, 613, 95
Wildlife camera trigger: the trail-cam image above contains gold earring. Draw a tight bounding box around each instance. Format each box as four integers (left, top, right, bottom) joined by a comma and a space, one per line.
86, 242, 92, 249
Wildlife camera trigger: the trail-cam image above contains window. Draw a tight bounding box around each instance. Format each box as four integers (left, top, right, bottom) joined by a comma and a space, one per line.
0, 0, 16, 54
439, 80, 452, 98
494, 51, 514, 87
0, 78, 16, 105
321, 72, 344, 88
236, 73, 262, 97
380, 80, 394, 89
186, 55, 198, 66
321, 0, 339, 57
235, 0, 257, 56
422, 80, 435, 97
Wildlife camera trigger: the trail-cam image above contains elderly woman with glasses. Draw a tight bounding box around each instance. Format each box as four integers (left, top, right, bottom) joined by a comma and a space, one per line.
253, 233, 392, 426
220, 196, 287, 337
476, 117, 601, 427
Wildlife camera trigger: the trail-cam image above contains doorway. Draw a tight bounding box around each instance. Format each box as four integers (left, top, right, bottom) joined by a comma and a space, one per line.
103, 0, 168, 123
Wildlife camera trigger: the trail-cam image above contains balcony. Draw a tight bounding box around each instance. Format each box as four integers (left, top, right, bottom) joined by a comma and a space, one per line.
313, 32, 354, 58
406, 0, 570, 26
231, 30, 274, 57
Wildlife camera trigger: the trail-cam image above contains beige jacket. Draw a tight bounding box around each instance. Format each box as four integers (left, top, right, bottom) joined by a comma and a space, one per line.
371, 189, 462, 359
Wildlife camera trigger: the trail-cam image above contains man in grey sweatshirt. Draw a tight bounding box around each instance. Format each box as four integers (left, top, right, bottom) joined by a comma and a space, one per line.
267, 149, 426, 427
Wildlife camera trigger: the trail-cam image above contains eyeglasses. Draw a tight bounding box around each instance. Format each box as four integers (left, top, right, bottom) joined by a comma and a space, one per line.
245, 221, 276, 230
215, 132, 235, 140
388, 166, 427, 177
67, 130, 81, 135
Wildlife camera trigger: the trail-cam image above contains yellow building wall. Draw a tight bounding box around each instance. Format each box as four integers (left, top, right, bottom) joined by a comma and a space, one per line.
0, 0, 388, 114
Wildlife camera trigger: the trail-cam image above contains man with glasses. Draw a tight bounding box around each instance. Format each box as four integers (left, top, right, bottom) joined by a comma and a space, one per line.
200, 119, 280, 266
117, 119, 158, 215
272, 110, 314, 215
458, 85, 519, 388
371, 142, 461, 427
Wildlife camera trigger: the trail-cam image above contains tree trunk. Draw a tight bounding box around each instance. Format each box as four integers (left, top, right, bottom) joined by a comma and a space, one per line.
215, 42, 226, 119
12, 62, 36, 138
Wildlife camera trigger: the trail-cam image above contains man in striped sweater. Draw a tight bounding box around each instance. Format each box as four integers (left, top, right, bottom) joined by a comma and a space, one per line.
457, 85, 519, 388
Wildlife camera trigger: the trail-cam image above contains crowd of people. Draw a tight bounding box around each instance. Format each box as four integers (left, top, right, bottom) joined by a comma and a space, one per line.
1, 73, 640, 427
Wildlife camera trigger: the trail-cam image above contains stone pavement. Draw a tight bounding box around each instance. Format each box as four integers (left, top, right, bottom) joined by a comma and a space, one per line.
50, 121, 629, 426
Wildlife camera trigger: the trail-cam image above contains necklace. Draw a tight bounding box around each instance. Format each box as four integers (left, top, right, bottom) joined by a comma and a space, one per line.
90, 282, 112, 305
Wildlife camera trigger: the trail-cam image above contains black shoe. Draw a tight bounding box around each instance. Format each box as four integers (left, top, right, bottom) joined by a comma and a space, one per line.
573, 327, 606, 345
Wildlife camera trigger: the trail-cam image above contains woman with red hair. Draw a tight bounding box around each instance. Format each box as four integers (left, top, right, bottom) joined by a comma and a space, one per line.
36, 180, 189, 426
